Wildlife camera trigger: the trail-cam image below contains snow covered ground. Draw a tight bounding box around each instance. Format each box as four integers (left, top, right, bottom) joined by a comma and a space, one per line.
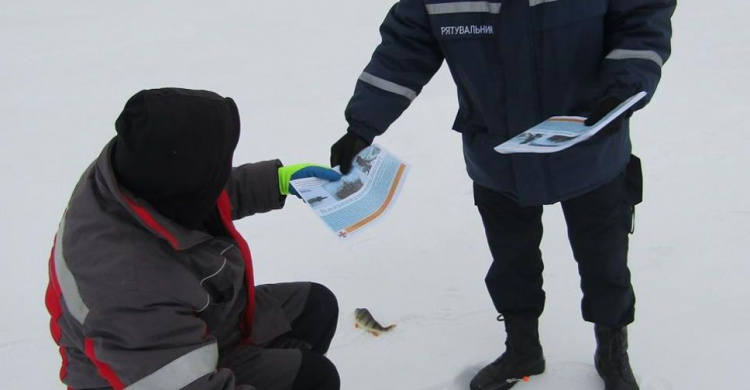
1, 1, 747, 389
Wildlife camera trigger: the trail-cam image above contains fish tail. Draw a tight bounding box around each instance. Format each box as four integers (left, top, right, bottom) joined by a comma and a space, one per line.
371, 322, 396, 332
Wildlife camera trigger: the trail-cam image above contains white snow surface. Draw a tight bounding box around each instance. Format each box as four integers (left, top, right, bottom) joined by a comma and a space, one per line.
1, 1, 747, 389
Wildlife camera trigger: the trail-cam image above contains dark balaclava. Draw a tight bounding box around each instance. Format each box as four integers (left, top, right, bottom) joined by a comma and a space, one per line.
112, 88, 240, 230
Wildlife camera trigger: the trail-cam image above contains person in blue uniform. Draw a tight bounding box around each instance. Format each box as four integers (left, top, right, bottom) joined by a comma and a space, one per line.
329, 1, 676, 389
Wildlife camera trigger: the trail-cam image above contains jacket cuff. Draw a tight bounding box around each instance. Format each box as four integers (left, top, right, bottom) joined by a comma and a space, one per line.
346, 124, 377, 144
229, 160, 286, 219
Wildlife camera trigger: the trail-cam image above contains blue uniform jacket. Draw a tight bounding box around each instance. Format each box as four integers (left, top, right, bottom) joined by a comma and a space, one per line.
345, 0, 675, 205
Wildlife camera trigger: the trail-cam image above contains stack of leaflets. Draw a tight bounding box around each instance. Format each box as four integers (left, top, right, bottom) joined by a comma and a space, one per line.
494, 91, 647, 154
290, 145, 409, 239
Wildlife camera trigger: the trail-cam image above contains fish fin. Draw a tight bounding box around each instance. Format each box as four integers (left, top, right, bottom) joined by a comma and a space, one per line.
384, 324, 397, 331
370, 331, 380, 337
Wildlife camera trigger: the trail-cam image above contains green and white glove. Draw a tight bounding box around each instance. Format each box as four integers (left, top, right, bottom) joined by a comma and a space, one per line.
278, 163, 342, 197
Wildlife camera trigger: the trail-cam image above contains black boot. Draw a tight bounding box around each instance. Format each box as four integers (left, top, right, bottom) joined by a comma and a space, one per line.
594, 325, 639, 390
470, 315, 545, 390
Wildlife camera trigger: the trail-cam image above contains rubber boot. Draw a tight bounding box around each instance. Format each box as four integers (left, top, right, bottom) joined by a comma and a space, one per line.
469, 315, 545, 390
594, 325, 639, 390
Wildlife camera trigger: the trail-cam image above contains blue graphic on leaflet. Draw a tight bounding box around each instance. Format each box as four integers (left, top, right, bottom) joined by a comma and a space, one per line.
320, 156, 400, 232
533, 118, 588, 135
500, 117, 586, 150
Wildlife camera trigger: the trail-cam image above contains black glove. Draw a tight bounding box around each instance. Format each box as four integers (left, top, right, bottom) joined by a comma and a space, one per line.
584, 96, 626, 137
330, 132, 371, 174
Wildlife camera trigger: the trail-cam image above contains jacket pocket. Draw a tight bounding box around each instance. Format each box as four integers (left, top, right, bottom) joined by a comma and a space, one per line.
201, 265, 236, 305
531, 0, 606, 30
198, 245, 242, 306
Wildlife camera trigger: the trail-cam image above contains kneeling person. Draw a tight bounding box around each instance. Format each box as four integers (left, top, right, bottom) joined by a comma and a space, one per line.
45, 88, 342, 390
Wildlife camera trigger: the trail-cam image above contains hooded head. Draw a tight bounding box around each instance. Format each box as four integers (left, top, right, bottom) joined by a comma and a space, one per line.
112, 88, 240, 229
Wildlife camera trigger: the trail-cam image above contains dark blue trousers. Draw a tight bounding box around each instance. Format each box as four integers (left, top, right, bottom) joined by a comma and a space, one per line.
474, 171, 636, 328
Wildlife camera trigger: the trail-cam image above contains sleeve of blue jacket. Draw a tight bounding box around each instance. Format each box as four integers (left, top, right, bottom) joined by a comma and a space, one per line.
600, 0, 677, 109
345, 0, 444, 142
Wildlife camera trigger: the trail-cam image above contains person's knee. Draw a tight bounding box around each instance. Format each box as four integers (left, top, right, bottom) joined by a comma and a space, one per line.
308, 283, 339, 320
291, 351, 340, 390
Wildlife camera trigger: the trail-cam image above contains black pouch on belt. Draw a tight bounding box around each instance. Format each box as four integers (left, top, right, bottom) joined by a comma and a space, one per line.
626, 154, 643, 206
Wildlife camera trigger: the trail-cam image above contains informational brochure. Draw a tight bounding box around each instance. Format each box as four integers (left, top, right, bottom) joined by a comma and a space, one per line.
290, 144, 409, 239
494, 91, 647, 154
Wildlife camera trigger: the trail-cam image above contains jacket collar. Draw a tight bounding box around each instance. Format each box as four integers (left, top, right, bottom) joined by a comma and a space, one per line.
95, 139, 215, 250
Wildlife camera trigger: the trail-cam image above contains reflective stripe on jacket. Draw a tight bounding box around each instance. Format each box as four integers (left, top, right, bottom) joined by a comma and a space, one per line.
45, 139, 285, 389
345, 0, 675, 205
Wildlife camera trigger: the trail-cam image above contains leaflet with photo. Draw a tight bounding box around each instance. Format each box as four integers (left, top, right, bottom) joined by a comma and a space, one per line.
494, 91, 647, 154
290, 144, 409, 239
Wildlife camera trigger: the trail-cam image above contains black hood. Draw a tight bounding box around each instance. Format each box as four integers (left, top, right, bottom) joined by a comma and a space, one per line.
112, 88, 240, 229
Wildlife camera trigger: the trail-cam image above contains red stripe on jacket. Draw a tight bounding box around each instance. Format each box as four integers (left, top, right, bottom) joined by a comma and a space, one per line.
124, 190, 257, 341
121, 194, 181, 249
44, 238, 71, 386
217, 191, 256, 342
84, 338, 125, 390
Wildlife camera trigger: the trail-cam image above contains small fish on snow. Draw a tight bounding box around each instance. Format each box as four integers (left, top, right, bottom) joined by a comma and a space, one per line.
354, 308, 396, 336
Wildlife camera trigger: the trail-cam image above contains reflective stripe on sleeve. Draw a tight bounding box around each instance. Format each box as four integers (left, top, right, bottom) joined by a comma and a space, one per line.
358, 72, 418, 101
606, 49, 664, 67
54, 216, 90, 324
529, 0, 559, 6
425, 1, 502, 14
125, 344, 219, 390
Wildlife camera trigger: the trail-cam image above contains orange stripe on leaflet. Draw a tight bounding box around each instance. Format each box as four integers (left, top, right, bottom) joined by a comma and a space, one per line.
548, 117, 585, 123
343, 163, 406, 234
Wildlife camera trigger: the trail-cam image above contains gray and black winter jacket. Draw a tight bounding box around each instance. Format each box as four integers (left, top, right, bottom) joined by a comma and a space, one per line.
46, 140, 285, 389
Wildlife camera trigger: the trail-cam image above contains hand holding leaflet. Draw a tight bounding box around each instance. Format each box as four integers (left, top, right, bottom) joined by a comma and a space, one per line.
278, 164, 341, 197
494, 91, 647, 154
291, 144, 409, 239
584, 95, 630, 137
